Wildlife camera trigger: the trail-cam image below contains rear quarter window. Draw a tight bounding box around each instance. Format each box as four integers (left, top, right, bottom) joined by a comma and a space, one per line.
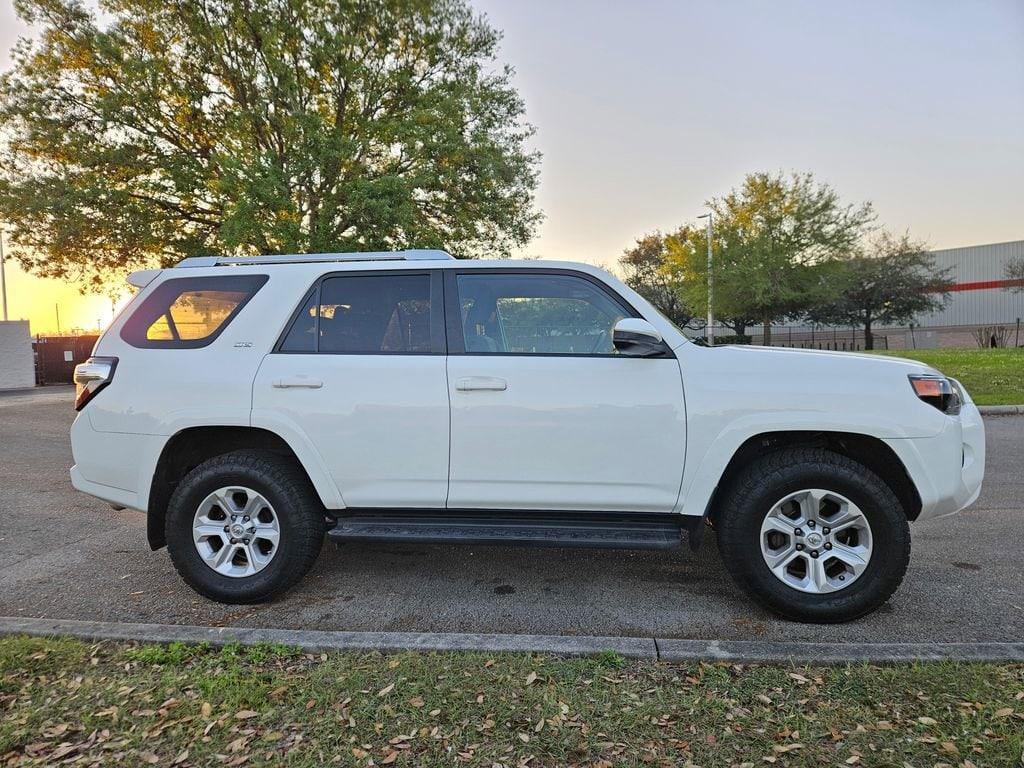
120, 274, 268, 349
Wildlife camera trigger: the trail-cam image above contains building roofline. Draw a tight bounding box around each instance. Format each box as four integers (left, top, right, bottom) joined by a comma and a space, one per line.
930, 238, 1024, 254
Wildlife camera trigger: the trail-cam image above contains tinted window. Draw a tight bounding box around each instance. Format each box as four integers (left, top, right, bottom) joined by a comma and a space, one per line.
121, 275, 268, 349
280, 274, 432, 354
455, 273, 628, 355
279, 290, 318, 353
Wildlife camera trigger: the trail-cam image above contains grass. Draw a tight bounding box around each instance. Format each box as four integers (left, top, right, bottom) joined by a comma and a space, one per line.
2, 636, 1023, 767
873, 348, 1024, 405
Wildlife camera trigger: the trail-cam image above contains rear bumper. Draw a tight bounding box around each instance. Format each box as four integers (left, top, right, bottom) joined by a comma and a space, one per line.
884, 401, 986, 522
69, 464, 140, 511
69, 411, 162, 512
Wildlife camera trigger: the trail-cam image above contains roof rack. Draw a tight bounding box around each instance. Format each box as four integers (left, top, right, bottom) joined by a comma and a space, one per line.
175, 249, 454, 268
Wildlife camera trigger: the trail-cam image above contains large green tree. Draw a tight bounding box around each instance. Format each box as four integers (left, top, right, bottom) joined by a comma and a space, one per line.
666, 172, 876, 344
0, 0, 541, 287
618, 229, 695, 329
663, 225, 758, 337
807, 232, 953, 349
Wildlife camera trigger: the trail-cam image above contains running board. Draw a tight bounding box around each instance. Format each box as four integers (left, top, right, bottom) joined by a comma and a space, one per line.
327, 510, 686, 550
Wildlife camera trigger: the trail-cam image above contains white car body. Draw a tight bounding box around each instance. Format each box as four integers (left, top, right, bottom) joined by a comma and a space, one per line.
70, 255, 985, 534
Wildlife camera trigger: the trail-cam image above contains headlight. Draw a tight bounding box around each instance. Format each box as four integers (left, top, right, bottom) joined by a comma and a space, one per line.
908, 374, 961, 416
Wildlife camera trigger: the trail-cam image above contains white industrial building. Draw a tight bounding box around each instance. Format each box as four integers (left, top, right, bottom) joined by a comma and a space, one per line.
747, 239, 1024, 349
0, 320, 35, 390
912, 239, 1024, 329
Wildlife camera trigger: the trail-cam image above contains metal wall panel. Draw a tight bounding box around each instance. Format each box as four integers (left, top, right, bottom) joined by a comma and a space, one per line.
911, 240, 1024, 328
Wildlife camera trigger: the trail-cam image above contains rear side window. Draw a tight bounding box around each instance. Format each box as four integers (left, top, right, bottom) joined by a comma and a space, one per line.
121, 275, 268, 349
279, 273, 433, 354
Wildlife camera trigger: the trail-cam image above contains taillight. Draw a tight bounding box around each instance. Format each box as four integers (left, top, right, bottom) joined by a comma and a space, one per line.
73, 357, 118, 411
908, 374, 961, 416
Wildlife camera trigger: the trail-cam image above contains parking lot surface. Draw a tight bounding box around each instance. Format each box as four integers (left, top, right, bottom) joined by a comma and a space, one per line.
1, 387, 1022, 643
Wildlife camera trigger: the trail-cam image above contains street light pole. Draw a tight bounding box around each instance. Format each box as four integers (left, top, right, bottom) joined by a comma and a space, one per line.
698, 212, 714, 345
0, 226, 8, 322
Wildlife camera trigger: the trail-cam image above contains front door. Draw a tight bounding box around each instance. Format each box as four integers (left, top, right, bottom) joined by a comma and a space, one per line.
253, 270, 449, 508
445, 269, 686, 512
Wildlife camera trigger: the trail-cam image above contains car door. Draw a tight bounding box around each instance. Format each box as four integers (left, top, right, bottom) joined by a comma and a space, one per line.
445, 268, 686, 513
252, 269, 450, 508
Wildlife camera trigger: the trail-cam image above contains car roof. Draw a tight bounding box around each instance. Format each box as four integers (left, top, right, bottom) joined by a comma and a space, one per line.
130, 254, 616, 286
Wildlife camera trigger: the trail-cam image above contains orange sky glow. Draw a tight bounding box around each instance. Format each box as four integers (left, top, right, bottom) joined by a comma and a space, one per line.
2, 0, 1022, 336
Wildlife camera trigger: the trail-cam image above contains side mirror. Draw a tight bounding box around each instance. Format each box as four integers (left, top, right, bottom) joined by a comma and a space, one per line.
613, 318, 666, 357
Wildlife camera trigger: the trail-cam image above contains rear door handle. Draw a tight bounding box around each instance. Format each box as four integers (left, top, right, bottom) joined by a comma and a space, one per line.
455, 376, 507, 392
273, 376, 323, 389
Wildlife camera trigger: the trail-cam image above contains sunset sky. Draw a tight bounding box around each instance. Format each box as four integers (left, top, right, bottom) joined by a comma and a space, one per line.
1, 0, 1022, 334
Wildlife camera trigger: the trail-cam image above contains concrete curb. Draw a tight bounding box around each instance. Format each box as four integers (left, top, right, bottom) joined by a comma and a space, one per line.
4, 616, 1024, 664
655, 638, 1024, 664
977, 404, 1024, 415
0, 617, 656, 659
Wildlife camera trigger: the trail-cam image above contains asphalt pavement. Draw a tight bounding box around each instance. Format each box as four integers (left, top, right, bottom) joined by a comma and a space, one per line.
1, 386, 1022, 644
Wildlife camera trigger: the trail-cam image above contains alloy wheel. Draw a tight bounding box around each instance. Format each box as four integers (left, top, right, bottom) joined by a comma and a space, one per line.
759, 488, 873, 594
192, 486, 281, 578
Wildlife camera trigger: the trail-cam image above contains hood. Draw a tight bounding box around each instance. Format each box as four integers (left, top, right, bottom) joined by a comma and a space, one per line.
708, 344, 938, 375
677, 341, 952, 438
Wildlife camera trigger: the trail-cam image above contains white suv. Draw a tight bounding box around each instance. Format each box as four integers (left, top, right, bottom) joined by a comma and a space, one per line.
70, 250, 985, 622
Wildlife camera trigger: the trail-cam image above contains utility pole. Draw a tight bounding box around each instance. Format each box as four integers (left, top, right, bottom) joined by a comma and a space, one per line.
0, 226, 8, 322
55, 304, 61, 335
697, 211, 714, 345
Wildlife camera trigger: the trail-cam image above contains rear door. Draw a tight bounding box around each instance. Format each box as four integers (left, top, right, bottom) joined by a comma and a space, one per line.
252, 269, 449, 508
444, 268, 686, 512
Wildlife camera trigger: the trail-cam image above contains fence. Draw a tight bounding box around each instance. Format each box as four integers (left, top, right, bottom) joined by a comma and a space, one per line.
33, 334, 99, 385
698, 326, 889, 351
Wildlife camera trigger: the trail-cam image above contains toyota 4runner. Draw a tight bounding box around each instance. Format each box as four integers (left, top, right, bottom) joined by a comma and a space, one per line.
70, 250, 985, 622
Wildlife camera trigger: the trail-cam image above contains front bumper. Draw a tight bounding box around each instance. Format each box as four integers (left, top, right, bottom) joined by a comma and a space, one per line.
884, 400, 986, 521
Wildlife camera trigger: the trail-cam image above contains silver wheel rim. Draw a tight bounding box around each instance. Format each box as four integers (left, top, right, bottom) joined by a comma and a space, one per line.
759, 488, 873, 594
192, 486, 280, 578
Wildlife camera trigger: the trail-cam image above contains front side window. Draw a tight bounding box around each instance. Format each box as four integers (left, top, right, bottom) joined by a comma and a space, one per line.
455, 272, 629, 355
279, 273, 433, 354
121, 275, 268, 349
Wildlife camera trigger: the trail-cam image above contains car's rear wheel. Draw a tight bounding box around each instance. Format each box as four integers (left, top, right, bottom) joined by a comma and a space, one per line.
715, 448, 910, 622
166, 450, 325, 603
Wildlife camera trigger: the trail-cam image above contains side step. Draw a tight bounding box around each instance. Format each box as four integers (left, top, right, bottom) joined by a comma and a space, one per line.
327, 510, 685, 550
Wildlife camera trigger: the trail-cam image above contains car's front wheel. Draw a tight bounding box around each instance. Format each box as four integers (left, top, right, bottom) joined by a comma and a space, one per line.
165, 450, 326, 603
715, 448, 911, 622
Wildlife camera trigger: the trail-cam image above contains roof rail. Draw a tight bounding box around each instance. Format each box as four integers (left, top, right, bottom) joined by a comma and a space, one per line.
175, 249, 454, 268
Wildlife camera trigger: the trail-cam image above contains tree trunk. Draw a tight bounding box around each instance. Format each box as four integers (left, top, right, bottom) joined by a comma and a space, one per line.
762, 316, 772, 346
864, 320, 874, 350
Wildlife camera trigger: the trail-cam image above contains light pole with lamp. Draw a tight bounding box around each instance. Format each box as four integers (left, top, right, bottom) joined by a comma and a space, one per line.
697, 212, 713, 345
0, 225, 8, 322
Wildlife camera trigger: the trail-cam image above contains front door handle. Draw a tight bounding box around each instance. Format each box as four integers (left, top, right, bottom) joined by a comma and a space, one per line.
455, 376, 507, 392
273, 376, 323, 389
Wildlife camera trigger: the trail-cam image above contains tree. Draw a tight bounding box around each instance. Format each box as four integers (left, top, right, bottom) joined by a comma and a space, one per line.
1005, 256, 1024, 293
666, 172, 875, 344
663, 225, 758, 338
807, 232, 953, 349
658, 172, 874, 342
0, 0, 541, 288
618, 230, 695, 328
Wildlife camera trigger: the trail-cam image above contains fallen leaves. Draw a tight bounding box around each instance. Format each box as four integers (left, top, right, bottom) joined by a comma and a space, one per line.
5, 637, 1024, 768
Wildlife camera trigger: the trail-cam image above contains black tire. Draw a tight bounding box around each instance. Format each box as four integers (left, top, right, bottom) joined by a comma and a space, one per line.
715, 448, 910, 623
165, 450, 326, 603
